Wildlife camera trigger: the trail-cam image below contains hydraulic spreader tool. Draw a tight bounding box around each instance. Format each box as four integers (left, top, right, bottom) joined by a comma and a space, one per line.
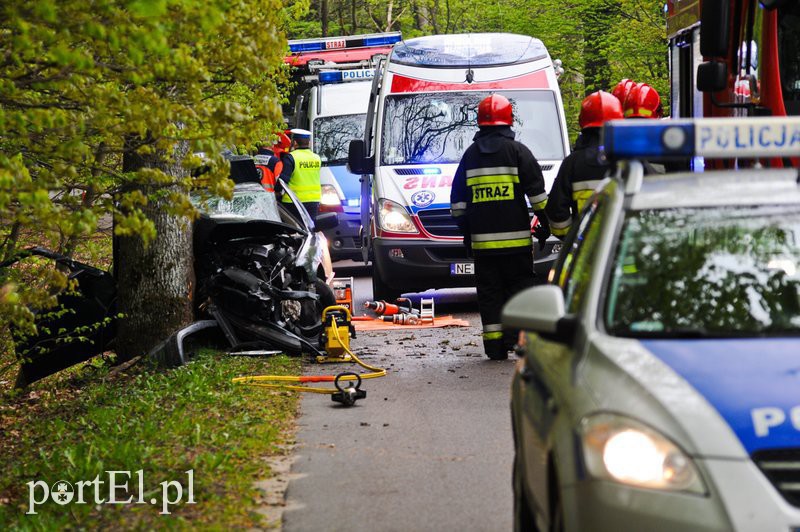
232, 305, 386, 406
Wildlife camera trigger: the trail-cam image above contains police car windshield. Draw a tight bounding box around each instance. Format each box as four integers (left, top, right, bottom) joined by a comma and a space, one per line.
381, 91, 565, 165
313, 113, 366, 166
606, 205, 800, 338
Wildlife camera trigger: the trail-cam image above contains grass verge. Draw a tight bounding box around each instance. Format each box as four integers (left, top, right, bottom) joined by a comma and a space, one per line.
0, 348, 300, 530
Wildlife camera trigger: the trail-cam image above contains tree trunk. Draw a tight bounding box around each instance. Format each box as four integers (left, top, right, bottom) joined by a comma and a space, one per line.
582, 4, 613, 94
351, 0, 357, 33
115, 142, 194, 361
321, 0, 329, 36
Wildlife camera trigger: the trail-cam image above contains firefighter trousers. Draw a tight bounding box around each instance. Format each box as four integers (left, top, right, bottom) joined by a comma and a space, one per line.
475, 251, 536, 359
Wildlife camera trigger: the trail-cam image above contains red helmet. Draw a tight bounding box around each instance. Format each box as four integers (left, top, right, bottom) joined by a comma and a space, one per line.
611, 79, 636, 106
272, 131, 291, 155
624, 83, 663, 119
579, 91, 623, 129
477, 94, 513, 126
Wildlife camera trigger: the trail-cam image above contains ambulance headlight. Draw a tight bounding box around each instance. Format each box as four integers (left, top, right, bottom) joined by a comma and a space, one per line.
580, 413, 706, 494
320, 184, 342, 206
378, 199, 418, 233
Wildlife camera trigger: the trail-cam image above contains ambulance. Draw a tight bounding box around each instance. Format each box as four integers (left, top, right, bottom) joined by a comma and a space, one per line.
286, 32, 402, 261
348, 33, 571, 300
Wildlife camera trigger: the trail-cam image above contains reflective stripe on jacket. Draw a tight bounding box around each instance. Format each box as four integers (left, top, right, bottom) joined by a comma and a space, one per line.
450, 126, 547, 256
545, 129, 611, 237
281, 148, 321, 203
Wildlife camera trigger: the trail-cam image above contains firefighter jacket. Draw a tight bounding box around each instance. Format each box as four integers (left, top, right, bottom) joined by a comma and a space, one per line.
280, 148, 322, 204
545, 128, 610, 238
450, 126, 547, 255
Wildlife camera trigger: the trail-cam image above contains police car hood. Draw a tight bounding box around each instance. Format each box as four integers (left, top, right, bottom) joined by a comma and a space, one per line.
583, 334, 800, 458
641, 339, 800, 455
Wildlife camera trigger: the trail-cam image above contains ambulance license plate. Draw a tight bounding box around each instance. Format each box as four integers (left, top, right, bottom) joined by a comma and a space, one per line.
450, 262, 474, 275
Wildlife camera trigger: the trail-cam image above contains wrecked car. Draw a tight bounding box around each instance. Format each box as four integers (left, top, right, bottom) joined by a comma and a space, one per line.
191, 158, 338, 356
5, 157, 337, 386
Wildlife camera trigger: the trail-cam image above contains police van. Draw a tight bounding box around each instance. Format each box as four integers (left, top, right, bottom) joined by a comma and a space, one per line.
287, 32, 402, 261
505, 116, 800, 531
348, 33, 570, 300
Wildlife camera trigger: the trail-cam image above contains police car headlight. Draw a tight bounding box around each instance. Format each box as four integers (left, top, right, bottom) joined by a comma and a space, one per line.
378, 199, 418, 233
320, 185, 341, 206
580, 413, 706, 494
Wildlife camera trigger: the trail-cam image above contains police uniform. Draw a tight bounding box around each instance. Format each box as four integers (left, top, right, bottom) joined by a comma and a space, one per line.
450, 125, 548, 359
545, 128, 611, 238
279, 129, 322, 220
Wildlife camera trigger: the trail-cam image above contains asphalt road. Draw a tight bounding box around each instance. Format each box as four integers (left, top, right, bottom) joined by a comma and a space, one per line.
282, 262, 517, 532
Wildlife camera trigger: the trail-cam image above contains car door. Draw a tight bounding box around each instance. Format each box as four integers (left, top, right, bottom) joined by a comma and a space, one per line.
519, 191, 611, 522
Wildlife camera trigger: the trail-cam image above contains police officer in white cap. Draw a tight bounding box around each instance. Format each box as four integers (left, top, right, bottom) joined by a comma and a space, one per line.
278, 128, 322, 221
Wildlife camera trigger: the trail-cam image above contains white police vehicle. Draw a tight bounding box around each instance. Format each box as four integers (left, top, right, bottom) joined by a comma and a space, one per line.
289, 33, 401, 261
504, 117, 800, 531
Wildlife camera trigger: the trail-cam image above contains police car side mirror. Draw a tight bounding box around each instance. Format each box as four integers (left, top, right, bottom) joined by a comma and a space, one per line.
348, 140, 374, 175
697, 61, 728, 93
502, 285, 577, 344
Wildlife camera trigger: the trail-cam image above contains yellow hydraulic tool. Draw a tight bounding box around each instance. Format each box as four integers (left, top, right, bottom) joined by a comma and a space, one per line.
318, 305, 356, 362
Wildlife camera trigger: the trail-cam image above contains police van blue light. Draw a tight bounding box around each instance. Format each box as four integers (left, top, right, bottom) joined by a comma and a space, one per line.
603, 117, 800, 160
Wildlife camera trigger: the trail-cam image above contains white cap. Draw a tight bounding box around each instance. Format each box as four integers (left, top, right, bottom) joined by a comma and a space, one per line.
290, 128, 312, 139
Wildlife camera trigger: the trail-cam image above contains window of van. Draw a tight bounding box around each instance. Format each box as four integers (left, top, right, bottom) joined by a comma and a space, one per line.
313, 113, 367, 165
381, 91, 565, 165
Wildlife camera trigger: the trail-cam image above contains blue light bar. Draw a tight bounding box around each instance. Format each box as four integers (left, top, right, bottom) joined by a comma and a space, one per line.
422, 167, 441, 174
289, 32, 402, 54
318, 71, 343, 84
363, 34, 403, 47
602, 117, 800, 160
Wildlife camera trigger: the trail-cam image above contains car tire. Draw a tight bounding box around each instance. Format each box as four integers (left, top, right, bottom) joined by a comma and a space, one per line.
513, 452, 540, 532
371, 269, 402, 302
298, 279, 337, 339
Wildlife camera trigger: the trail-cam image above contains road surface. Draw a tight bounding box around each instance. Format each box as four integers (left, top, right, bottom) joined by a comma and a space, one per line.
281, 263, 517, 532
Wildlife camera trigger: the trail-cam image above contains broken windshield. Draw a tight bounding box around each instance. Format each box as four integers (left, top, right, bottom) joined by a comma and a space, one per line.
380, 90, 565, 165
606, 205, 800, 337
313, 113, 367, 166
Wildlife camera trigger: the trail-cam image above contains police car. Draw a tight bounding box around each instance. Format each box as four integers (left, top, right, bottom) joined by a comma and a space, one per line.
504, 117, 800, 531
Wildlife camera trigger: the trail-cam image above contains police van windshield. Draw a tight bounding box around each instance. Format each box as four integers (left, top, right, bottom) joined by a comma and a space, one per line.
380, 91, 565, 165
605, 205, 800, 338
313, 113, 367, 166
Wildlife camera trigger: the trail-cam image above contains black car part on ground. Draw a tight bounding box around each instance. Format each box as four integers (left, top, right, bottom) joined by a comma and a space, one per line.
0, 247, 117, 387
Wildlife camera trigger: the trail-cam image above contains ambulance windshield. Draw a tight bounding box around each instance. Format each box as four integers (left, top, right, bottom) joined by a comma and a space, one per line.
381, 91, 565, 165
313, 113, 367, 166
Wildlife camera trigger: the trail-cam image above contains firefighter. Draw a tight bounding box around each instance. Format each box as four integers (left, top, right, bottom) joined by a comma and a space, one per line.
278, 128, 322, 221
546, 91, 623, 239
450, 94, 550, 360
255, 131, 291, 193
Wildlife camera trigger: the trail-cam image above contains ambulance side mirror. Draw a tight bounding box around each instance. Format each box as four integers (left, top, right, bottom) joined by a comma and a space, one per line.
697, 61, 728, 93
348, 140, 374, 175
700, 0, 730, 57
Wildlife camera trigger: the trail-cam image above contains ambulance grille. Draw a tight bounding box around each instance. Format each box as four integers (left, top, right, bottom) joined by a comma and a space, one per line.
416, 208, 461, 237
540, 164, 554, 171
752, 449, 800, 508
394, 168, 439, 175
